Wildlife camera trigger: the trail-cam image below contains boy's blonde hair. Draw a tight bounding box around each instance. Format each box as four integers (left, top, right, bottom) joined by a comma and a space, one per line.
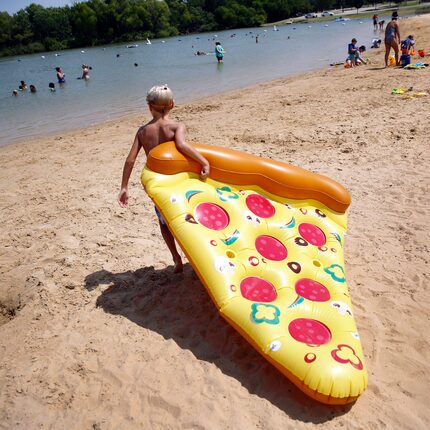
146, 84, 174, 113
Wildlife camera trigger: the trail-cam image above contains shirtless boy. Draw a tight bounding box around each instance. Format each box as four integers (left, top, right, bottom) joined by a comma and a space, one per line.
118, 84, 210, 273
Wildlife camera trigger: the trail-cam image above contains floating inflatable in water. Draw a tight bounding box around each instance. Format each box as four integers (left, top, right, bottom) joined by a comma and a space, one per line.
141, 142, 367, 404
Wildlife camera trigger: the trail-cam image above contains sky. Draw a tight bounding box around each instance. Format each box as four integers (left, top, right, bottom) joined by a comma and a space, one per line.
0, 0, 84, 14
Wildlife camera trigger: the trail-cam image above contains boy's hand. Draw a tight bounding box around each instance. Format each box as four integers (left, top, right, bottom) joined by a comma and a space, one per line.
200, 164, 210, 180
118, 188, 129, 208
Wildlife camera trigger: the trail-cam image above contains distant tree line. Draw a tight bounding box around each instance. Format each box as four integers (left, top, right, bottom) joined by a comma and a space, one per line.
0, 0, 389, 57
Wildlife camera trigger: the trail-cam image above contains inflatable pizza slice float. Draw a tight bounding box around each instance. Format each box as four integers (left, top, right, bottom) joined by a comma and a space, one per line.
141, 142, 367, 405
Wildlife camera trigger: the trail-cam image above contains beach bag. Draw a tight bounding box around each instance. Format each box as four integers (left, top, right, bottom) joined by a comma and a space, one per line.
401, 55, 411, 67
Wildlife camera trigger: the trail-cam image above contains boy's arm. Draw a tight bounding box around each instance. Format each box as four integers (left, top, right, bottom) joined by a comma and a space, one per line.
174, 123, 210, 179
118, 131, 143, 207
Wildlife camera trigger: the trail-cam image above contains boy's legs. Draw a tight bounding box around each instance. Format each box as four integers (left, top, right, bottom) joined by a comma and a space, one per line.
159, 221, 183, 273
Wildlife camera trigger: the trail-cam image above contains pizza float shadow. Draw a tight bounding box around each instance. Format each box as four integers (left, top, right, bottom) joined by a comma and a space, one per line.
85, 265, 353, 421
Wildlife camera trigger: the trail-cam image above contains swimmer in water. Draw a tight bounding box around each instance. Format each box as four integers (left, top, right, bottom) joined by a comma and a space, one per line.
12, 90, 18, 96
55, 67, 66, 84
30, 84, 37, 93
81, 64, 90, 80
20, 80, 28, 90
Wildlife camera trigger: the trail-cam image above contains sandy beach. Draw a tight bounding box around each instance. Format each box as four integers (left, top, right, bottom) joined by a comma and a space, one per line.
1, 14, 429, 429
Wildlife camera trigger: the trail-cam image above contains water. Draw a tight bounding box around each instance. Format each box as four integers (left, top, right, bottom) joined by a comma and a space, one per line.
0, 18, 379, 146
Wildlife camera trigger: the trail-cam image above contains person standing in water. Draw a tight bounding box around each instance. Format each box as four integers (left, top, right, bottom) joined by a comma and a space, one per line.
373, 14, 379, 31
384, 11, 401, 67
215, 41, 225, 63
56, 67, 65, 83
81, 64, 90, 80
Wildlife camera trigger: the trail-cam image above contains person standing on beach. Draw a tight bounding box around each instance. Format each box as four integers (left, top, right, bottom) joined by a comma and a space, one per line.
118, 84, 210, 273
384, 11, 401, 67
215, 41, 225, 63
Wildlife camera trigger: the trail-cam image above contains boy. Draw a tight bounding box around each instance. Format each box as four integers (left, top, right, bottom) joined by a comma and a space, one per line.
118, 84, 210, 273
355, 45, 367, 65
346, 38, 358, 68
401, 35, 415, 55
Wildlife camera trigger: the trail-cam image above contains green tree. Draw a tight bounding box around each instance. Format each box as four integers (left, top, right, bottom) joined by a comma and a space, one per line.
69, 2, 98, 45
352, 0, 364, 12
27, 5, 72, 43
0, 12, 13, 50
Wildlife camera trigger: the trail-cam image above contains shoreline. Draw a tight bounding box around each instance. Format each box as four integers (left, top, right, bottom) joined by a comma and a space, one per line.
2, 13, 427, 149
0, 16, 378, 148
1, 14, 429, 429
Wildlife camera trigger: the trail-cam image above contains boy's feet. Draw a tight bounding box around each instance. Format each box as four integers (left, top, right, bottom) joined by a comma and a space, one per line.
173, 256, 183, 273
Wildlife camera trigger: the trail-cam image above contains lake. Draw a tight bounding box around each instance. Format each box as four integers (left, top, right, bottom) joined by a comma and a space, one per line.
0, 17, 382, 146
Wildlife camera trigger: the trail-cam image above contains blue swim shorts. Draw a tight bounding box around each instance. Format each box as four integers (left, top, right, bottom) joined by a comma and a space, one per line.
154, 206, 166, 225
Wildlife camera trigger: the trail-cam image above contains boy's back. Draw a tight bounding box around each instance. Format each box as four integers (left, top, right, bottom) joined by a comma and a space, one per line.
137, 117, 184, 156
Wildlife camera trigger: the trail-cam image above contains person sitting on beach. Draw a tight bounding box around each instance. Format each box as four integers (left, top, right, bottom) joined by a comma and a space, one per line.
384, 11, 401, 67
354, 46, 367, 65
81, 64, 90, 80
20, 80, 27, 90
346, 38, 358, 67
401, 35, 415, 55
118, 84, 210, 273
215, 41, 225, 63
371, 39, 381, 49
30, 85, 37, 93
55, 67, 66, 84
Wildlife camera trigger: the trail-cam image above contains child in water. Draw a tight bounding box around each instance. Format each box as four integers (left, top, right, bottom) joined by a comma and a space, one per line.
118, 84, 210, 273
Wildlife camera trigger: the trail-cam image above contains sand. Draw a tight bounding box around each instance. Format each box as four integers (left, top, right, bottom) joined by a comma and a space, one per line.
0, 14, 429, 430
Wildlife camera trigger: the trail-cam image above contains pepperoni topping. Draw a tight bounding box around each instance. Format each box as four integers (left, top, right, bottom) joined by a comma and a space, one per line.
255, 236, 288, 261
295, 279, 330, 302
288, 318, 331, 345
240, 277, 277, 302
195, 203, 229, 230
246, 194, 275, 218
298, 223, 326, 246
